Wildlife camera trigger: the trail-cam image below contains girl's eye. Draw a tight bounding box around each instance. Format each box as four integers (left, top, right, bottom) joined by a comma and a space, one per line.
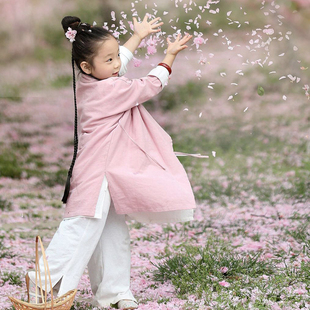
118, 53, 120, 57
107, 58, 113, 62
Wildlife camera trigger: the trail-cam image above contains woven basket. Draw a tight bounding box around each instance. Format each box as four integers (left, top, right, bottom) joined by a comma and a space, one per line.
8, 236, 77, 310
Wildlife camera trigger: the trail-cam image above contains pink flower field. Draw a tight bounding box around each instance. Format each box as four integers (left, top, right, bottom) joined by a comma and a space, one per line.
0, 0, 309, 309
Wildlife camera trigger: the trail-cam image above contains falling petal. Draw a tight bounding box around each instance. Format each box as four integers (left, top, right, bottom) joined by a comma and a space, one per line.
212, 151, 216, 157
199, 112, 203, 118
244, 107, 248, 112
287, 74, 296, 81
283, 95, 287, 100
257, 86, 265, 96
195, 69, 202, 79
263, 28, 274, 35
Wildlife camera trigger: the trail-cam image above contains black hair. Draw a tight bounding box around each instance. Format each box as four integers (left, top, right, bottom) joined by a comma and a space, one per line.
61, 16, 113, 203
61, 16, 113, 71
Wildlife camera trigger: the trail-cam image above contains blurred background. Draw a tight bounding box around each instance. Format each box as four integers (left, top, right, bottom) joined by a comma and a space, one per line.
1, 0, 309, 100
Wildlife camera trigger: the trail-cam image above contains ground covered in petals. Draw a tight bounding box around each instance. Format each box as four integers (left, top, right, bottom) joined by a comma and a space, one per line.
1, 0, 310, 309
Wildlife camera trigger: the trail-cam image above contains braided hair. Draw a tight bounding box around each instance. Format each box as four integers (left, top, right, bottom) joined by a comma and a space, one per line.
61, 16, 113, 203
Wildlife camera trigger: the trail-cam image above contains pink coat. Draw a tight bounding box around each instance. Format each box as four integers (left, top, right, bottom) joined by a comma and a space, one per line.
64, 73, 196, 218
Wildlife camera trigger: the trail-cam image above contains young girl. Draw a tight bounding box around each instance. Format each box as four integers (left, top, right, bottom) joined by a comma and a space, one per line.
26, 14, 196, 310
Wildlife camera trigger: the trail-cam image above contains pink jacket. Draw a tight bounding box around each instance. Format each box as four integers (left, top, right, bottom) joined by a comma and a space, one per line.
64, 50, 196, 218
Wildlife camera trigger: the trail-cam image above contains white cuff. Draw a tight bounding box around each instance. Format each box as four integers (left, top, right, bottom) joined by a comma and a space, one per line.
148, 66, 169, 89
119, 46, 133, 76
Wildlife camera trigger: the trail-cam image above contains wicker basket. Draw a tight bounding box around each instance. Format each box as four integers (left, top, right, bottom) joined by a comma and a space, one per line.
8, 236, 77, 310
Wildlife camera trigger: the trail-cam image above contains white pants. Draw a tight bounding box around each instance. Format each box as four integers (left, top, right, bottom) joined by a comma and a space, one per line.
29, 188, 136, 307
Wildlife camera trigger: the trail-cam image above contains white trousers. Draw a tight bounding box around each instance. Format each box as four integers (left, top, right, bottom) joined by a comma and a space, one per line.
29, 187, 136, 307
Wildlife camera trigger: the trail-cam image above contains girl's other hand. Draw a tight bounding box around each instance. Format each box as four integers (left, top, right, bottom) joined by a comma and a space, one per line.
133, 15, 164, 40
166, 33, 193, 56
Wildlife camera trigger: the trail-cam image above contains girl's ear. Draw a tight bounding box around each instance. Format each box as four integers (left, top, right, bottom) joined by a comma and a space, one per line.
80, 61, 92, 74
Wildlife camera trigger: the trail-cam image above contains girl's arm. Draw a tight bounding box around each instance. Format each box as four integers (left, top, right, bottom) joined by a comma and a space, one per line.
147, 33, 192, 88
118, 46, 133, 76
123, 15, 163, 54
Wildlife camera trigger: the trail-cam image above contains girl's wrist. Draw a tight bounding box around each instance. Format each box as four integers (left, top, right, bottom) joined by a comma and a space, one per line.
123, 33, 142, 54
161, 54, 176, 68
158, 63, 172, 75
132, 33, 143, 42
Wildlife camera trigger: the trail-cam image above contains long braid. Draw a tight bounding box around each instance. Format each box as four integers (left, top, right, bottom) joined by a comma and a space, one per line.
61, 54, 79, 203
61, 15, 111, 203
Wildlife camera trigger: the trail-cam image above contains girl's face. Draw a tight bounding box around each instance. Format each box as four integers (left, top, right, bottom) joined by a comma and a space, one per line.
87, 36, 121, 80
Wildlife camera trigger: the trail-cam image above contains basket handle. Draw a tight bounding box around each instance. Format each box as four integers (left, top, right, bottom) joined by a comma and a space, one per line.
35, 236, 54, 309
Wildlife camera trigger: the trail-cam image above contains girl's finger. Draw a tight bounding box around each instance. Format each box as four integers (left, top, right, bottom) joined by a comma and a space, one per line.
143, 14, 148, 22
180, 45, 188, 50
133, 17, 137, 24
149, 17, 161, 25
172, 33, 181, 43
151, 28, 163, 34
180, 34, 192, 44
151, 21, 164, 29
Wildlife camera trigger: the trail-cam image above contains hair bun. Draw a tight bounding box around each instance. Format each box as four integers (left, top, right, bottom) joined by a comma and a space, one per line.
61, 16, 81, 32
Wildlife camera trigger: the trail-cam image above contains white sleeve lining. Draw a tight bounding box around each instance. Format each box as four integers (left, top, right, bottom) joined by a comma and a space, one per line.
148, 66, 170, 89
119, 46, 133, 76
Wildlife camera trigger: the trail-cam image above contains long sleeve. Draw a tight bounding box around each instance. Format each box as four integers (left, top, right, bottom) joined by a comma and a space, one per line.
96, 76, 163, 116
148, 66, 169, 89
119, 46, 133, 77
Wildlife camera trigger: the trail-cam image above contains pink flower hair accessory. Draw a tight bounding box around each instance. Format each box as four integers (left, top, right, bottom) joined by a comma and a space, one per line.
65, 27, 77, 43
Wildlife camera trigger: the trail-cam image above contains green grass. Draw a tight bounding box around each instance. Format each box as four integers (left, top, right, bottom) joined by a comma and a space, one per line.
14, 193, 44, 199
51, 74, 72, 89
0, 235, 15, 259
0, 196, 12, 211
0, 84, 22, 102
0, 272, 23, 286
168, 119, 310, 205
153, 238, 274, 295
286, 223, 310, 253
0, 149, 24, 179
0, 142, 44, 179
145, 80, 206, 111
0, 141, 67, 188
41, 169, 67, 187
152, 237, 310, 308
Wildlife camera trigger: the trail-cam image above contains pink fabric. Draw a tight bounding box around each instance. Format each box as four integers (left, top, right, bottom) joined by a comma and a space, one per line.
64, 74, 196, 218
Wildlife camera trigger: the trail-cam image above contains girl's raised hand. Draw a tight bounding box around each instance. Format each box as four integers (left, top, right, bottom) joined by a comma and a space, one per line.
133, 15, 163, 40
166, 33, 193, 56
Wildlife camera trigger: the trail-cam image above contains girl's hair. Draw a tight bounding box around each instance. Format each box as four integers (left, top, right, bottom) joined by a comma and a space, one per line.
61, 16, 113, 71
61, 16, 113, 203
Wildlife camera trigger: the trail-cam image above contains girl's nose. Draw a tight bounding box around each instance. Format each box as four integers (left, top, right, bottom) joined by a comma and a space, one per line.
115, 59, 121, 68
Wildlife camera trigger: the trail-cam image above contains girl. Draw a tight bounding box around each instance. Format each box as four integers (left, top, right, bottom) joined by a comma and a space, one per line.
26, 14, 196, 310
